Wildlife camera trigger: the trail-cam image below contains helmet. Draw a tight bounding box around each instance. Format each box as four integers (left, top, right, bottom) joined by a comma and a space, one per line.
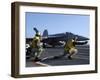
35, 32, 41, 37
74, 36, 78, 40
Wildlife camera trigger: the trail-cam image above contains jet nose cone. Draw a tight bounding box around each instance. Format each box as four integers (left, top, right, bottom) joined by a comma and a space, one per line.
76, 35, 89, 41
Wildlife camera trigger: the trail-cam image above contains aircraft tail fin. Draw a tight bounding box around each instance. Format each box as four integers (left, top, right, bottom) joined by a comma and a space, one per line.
43, 29, 48, 37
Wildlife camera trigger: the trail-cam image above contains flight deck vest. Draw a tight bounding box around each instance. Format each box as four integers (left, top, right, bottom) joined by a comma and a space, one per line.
64, 39, 76, 52
30, 36, 40, 48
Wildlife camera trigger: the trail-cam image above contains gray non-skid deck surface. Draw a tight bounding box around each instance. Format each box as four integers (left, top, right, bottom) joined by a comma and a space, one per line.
26, 45, 89, 67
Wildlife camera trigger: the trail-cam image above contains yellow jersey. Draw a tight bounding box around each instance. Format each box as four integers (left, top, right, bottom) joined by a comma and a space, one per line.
30, 36, 40, 48
64, 39, 76, 52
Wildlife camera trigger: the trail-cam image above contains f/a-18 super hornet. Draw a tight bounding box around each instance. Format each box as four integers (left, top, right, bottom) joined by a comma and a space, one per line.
26, 27, 89, 47
26, 28, 89, 47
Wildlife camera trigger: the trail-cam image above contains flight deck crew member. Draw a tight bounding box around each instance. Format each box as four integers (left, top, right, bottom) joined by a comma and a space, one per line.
30, 32, 43, 61
64, 37, 87, 59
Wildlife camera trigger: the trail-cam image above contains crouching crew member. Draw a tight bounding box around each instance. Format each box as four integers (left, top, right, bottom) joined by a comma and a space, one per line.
64, 37, 87, 59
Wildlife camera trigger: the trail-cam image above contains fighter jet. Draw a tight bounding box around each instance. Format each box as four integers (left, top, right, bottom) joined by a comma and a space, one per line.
26, 27, 89, 47
42, 29, 89, 47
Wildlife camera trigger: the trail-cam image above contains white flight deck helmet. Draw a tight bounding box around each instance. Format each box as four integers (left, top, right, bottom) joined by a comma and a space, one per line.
71, 36, 78, 42
35, 32, 41, 37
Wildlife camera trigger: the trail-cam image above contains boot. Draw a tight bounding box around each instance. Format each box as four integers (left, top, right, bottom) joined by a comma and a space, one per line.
68, 56, 72, 60
34, 57, 41, 61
